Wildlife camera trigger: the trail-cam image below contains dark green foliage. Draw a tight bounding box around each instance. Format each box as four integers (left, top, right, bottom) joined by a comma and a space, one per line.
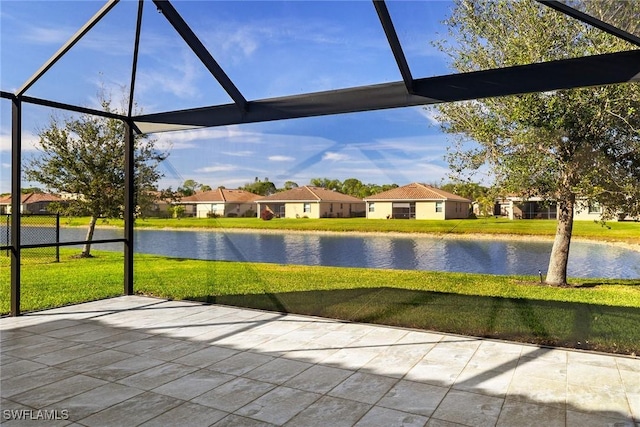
24, 93, 166, 256
433, 0, 640, 284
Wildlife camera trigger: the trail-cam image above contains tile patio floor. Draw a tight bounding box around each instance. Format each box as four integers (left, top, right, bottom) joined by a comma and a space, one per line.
1, 296, 638, 426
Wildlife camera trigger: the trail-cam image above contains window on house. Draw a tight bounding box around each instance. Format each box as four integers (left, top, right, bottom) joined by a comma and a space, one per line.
368, 203, 375, 212
588, 202, 602, 214
435, 201, 443, 213
304, 203, 311, 213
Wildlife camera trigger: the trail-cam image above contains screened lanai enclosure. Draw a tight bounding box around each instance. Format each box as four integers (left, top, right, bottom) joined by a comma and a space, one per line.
2, 0, 639, 316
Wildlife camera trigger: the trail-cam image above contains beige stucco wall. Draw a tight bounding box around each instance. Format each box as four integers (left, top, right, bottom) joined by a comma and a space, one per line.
283, 202, 317, 218
194, 202, 255, 218
195, 203, 225, 218
573, 200, 617, 221
366, 200, 469, 220
366, 201, 393, 219
416, 201, 443, 220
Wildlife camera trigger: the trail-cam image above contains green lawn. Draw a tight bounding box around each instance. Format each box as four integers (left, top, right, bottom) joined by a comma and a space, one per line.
62, 216, 640, 245
3, 249, 639, 355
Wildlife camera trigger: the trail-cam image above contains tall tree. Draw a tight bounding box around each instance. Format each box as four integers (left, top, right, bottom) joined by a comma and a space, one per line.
282, 181, 299, 191
341, 178, 365, 198
177, 179, 199, 196
309, 178, 342, 191
440, 182, 489, 202
25, 94, 167, 257
434, 0, 640, 285
241, 177, 277, 196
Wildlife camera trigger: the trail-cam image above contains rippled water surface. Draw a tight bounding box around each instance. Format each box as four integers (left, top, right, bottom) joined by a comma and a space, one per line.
38, 228, 640, 279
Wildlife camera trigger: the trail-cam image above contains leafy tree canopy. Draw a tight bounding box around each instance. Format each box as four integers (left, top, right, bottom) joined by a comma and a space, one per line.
309, 178, 399, 198
282, 181, 299, 191
241, 177, 277, 196
433, 0, 640, 284
25, 92, 167, 257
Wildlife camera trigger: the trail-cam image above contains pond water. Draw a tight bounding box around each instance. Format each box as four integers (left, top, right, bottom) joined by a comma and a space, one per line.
45, 227, 640, 279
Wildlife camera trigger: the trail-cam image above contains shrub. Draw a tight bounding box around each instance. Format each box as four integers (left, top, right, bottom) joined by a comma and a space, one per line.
170, 205, 185, 219
261, 209, 274, 221
242, 209, 256, 218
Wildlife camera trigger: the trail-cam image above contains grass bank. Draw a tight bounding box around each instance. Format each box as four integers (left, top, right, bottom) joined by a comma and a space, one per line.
3, 249, 639, 355
61, 216, 640, 246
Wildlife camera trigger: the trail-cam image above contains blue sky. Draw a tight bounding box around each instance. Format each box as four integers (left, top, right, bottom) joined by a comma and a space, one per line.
1, 0, 468, 194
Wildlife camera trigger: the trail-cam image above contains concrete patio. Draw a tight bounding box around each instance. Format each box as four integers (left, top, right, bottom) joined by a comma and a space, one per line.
1, 296, 638, 426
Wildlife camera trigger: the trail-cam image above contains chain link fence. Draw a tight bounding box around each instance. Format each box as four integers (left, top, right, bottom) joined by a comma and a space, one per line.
1, 214, 60, 263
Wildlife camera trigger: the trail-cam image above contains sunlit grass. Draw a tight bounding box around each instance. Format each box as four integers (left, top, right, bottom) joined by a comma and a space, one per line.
2, 249, 639, 355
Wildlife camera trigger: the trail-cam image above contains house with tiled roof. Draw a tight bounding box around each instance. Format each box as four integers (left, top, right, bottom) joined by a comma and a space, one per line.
495, 195, 632, 221
175, 188, 261, 218
363, 183, 471, 220
256, 186, 366, 219
0, 192, 63, 214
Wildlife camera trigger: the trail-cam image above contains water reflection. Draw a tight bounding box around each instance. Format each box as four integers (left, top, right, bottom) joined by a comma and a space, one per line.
50, 228, 639, 279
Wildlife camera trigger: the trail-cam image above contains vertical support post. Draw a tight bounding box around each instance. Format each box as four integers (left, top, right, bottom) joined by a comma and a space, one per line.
11, 97, 22, 316
124, 121, 135, 295
55, 213, 60, 263
5, 215, 9, 257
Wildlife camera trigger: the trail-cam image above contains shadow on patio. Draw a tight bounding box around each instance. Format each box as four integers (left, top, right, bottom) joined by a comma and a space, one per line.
185, 286, 640, 356
1, 296, 638, 426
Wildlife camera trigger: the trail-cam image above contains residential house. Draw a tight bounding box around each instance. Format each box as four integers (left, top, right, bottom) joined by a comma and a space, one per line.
494, 196, 557, 220
495, 197, 630, 221
364, 183, 471, 220
256, 186, 366, 219
175, 188, 260, 218
138, 191, 172, 218
0, 192, 63, 215
571, 199, 632, 221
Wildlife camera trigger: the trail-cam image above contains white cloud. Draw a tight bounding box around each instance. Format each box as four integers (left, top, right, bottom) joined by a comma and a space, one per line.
416, 106, 441, 125
195, 164, 238, 173
268, 155, 294, 162
153, 126, 267, 144
222, 150, 254, 157
323, 152, 350, 161
370, 134, 451, 153
136, 50, 202, 99
23, 26, 71, 45
0, 131, 39, 152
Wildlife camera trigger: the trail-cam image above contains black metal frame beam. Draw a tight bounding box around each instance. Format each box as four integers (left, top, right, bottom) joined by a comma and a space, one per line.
11, 98, 21, 317
124, 122, 135, 296
373, 0, 413, 93
133, 49, 640, 132
3, 93, 127, 121
128, 0, 145, 118
537, 0, 640, 47
16, 0, 119, 96
153, 0, 248, 113
1, 93, 141, 134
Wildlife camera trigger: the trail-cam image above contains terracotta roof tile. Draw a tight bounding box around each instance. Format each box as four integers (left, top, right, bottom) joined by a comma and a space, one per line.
257, 186, 364, 202
364, 183, 471, 202
0, 193, 62, 204
179, 188, 261, 203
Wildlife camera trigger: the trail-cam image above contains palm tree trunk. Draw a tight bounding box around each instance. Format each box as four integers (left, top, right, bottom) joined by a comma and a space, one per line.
545, 195, 575, 285
81, 216, 97, 258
